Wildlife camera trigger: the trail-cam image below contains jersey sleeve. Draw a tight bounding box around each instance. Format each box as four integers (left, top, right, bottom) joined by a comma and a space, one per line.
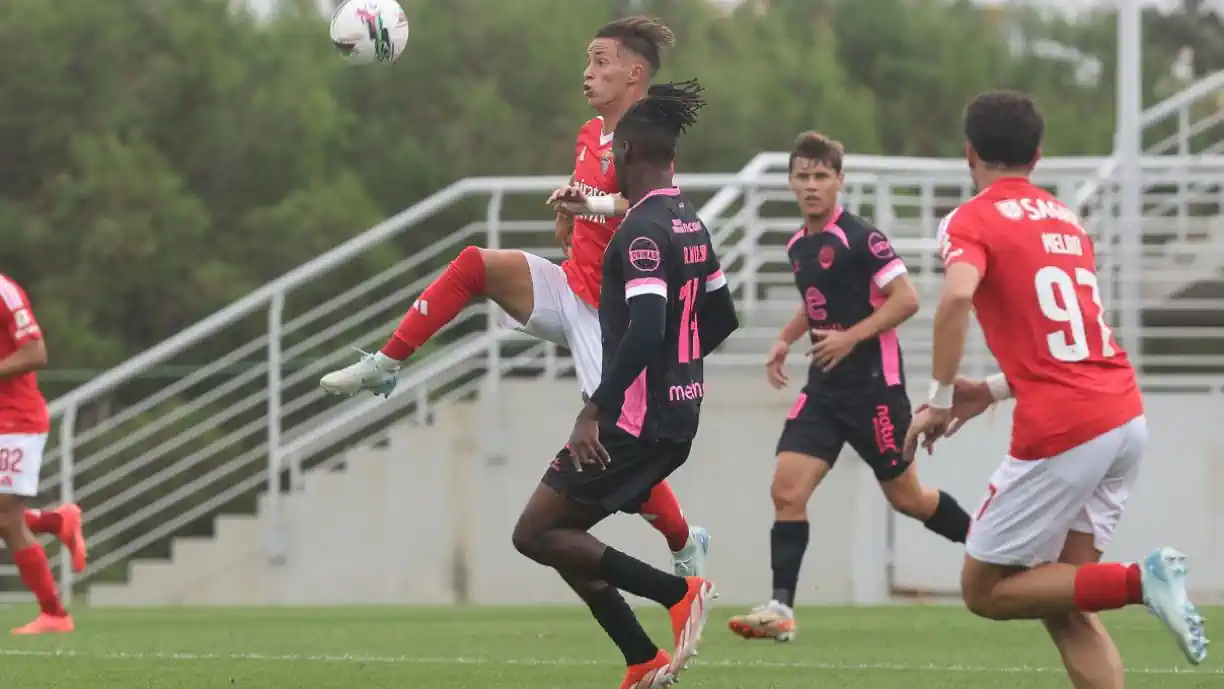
0, 276, 41, 347
704, 241, 727, 293
937, 206, 988, 275
859, 228, 908, 290
616, 215, 671, 302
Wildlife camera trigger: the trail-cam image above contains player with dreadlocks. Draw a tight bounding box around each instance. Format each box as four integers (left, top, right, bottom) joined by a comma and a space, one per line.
319, 16, 711, 581
512, 80, 737, 689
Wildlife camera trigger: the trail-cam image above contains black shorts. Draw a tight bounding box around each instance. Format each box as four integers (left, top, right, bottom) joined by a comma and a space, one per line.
775, 384, 912, 481
541, 427, 692, 515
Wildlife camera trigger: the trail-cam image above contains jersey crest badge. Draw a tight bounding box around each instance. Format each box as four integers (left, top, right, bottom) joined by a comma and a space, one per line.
818, 246, 835, 269
600, 150, 613, 175
994, 199, 1024, 221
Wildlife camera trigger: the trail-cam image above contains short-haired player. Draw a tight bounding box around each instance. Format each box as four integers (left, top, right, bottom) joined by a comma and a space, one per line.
907, 90, 1207, 684
728, 132, 973, 642
511, 81, 735, 689
319, 17, 710, 578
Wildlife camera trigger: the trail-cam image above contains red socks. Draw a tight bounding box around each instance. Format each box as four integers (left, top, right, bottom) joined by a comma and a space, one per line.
1073, 562, 1144, 612
24, 509, 62, 535
640, 482, 690, 552
381, 246, 487, 360
13, 544, 65, 617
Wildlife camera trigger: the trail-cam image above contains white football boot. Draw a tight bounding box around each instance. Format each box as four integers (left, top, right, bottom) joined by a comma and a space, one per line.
319, 349, 398, 398
1141, 547, 1208, 665
672, 526, 710, 577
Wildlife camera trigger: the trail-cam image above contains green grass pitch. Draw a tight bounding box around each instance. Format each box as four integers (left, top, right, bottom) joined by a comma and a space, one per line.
0, 604, 1214, 688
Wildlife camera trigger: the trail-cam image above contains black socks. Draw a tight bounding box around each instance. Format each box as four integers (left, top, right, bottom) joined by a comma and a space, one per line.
770, 520, 809, 607
923, 490, 971, 543
585, 586, 659, 666
596, 546, 689, 608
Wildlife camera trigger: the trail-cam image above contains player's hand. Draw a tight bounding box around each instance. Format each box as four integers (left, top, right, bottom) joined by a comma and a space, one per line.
903, 406, 953, 461
568, 402, 610, 471
765, 339, 790, 389
914, 377, 994, 438
548, 185, 588, 217
807, 329, 859, 372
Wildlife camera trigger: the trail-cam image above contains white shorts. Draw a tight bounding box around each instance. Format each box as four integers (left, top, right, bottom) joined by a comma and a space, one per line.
0, 433, 47, 497
497, 252, 603, 396
965, 416, 1147, 568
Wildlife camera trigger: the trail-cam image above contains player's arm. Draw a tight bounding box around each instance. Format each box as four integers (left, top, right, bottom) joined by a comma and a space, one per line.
847, 273, 918, 343
587, 219, 670, 415
928, 212, 987, 408
777, 304, 807, 345
847, 231, 919, 344
0, 339, 47, 378
577, 194, 629, 217
0, 295, 47, 379
698, 254, 738, 353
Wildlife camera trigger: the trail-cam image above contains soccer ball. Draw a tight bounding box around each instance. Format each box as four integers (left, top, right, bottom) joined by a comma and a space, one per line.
329, 0, 410, 65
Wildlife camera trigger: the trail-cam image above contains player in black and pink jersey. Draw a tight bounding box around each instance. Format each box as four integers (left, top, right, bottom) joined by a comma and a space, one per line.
511, 81, 736, 689
729, 132, 972, 642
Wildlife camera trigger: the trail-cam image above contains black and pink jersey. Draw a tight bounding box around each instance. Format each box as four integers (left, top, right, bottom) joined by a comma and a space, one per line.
786, 207, 909, 394
596, 187, 727, 442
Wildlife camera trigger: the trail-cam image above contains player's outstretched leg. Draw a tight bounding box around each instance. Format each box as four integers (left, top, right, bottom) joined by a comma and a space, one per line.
639, 481, 709, 577
963, 551, 1207, 665
25, 504, 88, 573
320, 247, 534, 397
878, 464, 971, 544
0, 497, 72, 635
729, 451, 828, 642
513, 483, 715, 683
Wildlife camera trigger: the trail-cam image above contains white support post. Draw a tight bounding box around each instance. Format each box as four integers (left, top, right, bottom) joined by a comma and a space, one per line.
1117, 0, 1143, 369
484, 192, 505, 465
57, 404, 76, 604
266, 293, 287, 564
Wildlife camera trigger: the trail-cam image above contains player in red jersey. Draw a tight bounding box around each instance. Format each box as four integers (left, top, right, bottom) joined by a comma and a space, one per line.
319, 17, 710, 578
0, 274, 88, 635
905, 91, 1207, 682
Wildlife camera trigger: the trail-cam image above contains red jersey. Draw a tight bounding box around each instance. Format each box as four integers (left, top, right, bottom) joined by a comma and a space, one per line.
563, 117, 621, 309
938, 177, 1142, 460
0, 275, 48, 434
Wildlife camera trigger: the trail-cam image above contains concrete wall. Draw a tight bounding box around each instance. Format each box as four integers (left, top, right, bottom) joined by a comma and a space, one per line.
90, 373, 1224, 606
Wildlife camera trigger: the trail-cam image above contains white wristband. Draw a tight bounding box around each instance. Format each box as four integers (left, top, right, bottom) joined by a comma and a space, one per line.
586, 195, 617, 216
928, 380, 954, 410
985, 373, 1012, 401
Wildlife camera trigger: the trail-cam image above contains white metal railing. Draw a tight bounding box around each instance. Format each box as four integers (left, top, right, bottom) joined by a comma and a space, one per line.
1075, 69, 1224, 222
36, 169, 805, 600
28, 141, 1224, 600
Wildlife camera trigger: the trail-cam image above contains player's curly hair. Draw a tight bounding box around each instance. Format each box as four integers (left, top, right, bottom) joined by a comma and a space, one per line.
964, 90, 1044, 168
595, 16, 676, 75
617, 79, 706, 166
634, 79, 706, 135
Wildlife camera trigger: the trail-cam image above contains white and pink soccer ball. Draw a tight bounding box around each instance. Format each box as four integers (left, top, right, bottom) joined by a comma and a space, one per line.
329, 0, 410, 65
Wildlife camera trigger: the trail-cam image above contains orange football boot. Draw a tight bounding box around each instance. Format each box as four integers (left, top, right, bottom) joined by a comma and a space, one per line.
665, 577, 716, 676
12, 613, 74, 635
620, 649, 673, 689
54, 504, 88, 573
